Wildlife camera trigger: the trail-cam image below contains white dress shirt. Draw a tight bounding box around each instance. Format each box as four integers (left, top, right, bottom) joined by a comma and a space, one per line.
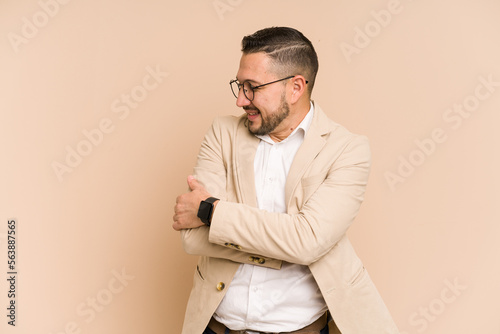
214, 103, 327, 333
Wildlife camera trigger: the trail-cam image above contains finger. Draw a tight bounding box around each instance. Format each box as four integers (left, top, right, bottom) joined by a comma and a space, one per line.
187, 175, 200, 191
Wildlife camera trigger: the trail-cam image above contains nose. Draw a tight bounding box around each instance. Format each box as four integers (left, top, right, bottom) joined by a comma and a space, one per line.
236, 88, 251, 108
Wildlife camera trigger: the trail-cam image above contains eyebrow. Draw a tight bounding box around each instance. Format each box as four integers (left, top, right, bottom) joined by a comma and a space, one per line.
236, 77, 260, 85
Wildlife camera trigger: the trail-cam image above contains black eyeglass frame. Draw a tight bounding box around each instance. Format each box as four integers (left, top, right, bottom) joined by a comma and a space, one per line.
229, 75, 308, 101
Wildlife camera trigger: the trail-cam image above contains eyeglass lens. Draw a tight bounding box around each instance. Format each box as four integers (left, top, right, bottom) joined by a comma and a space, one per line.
231, 81, 254, 101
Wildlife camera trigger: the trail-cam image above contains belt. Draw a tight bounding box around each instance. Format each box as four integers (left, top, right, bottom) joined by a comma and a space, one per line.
207, 312, 328, 334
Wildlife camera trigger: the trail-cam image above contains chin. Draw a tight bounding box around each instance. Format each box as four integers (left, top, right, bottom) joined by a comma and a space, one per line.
248, 122, 261, 134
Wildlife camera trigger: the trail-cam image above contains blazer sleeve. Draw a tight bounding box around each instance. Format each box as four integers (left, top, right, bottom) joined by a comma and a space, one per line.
180, 117, 282, 270
208, 134, 371, 266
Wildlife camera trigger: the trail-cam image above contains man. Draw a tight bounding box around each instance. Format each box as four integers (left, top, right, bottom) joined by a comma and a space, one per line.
173, 27, 399, 334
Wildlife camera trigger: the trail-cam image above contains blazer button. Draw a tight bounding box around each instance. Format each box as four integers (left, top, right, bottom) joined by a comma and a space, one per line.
216, 282, 225, 291
252, 257, 265, 264
225, 243, 241, 250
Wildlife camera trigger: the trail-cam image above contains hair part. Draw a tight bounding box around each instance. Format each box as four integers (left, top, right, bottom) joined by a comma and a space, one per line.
241, 27, 319, 96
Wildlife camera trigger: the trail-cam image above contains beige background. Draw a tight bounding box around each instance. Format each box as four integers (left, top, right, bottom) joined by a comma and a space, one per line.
1, 0, 499, 333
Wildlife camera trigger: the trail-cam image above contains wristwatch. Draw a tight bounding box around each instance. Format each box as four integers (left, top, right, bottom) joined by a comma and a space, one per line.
197, 197, 219, 226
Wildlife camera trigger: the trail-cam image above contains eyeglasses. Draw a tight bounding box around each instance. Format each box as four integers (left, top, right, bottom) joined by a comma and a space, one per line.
230, 75, 307, 101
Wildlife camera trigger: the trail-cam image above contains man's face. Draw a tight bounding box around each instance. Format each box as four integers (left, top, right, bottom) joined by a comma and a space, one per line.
235, 52, 291, 138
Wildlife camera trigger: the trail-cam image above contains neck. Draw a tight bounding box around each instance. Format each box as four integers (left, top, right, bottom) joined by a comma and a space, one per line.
269, 99, 310, 142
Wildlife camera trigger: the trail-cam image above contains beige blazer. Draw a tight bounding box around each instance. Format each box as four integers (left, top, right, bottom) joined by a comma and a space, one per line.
180, 102, 399, 334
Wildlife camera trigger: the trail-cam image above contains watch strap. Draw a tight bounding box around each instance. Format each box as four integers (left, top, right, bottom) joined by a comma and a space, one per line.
204, 197, 219, 205
197, 197, 219, 226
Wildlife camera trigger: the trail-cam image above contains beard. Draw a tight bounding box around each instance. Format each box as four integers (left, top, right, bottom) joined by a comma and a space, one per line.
246, 92, 290, 136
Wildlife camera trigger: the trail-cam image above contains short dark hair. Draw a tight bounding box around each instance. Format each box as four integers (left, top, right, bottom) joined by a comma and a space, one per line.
241, 27, 319, 96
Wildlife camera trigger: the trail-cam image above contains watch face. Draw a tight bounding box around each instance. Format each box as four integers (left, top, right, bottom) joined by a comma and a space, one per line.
198, 201, 213, 225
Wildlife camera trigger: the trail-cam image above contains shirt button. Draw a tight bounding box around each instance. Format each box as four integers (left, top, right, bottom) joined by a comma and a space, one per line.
216, 282, 225, 291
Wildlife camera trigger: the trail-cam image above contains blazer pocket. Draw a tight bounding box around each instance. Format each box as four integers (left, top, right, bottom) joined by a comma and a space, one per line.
349, 266, 367, 287
195, 265, 205, 281
301, 173, 326, 188
300, 173, 327, 203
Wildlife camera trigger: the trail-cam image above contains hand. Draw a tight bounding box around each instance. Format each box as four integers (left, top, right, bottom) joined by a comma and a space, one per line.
172, 175, 214, 231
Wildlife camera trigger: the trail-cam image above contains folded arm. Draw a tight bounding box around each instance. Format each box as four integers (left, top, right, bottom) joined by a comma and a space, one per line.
208, 135, 371, 265
174, 117, 370, 267
174, 117, 282, 269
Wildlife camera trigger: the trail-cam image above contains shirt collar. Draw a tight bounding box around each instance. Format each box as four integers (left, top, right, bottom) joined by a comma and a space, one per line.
256, 101, 314, 144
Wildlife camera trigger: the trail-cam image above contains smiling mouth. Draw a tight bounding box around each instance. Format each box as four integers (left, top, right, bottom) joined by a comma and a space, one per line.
244, 107, 260, 120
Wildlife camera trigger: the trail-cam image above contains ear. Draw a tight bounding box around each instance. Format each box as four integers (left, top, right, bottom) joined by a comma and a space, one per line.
289, 75, 308, 104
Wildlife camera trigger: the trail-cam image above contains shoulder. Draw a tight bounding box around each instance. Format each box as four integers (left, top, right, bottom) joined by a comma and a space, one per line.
212, 113, 245, 127
208, 114, 247, 133
309, 103, 371, 167
202, 114, 246, 140
313, 103, 369, 148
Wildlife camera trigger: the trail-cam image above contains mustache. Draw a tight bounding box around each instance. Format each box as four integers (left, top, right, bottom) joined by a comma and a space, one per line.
243, 106, 259, 111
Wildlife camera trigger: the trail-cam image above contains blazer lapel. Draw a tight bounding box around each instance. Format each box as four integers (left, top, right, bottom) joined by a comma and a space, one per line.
234, 117, 260, 207
285, 102, 331, 207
